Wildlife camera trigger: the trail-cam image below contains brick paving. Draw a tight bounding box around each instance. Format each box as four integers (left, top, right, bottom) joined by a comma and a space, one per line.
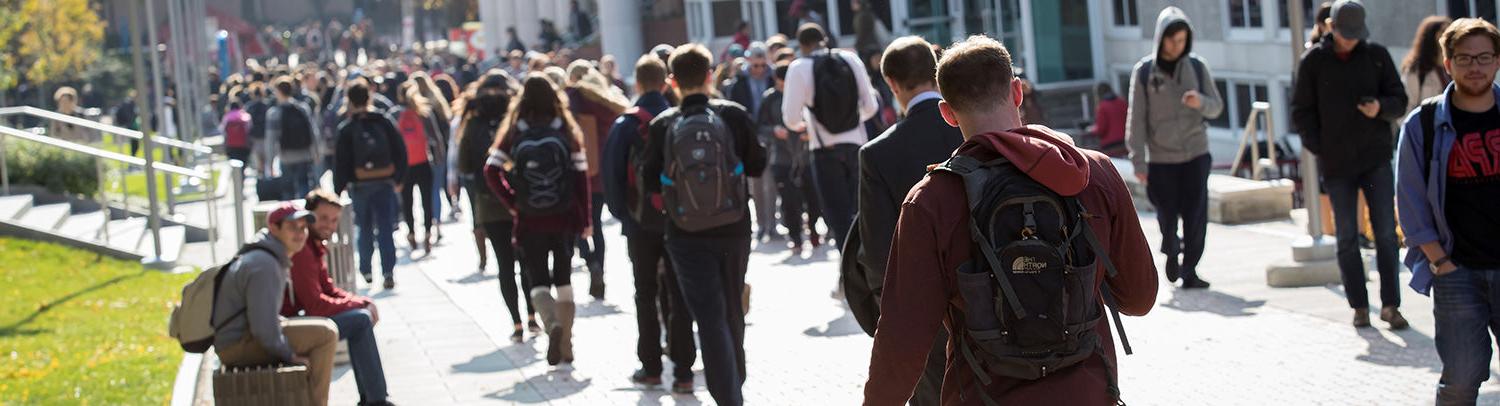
325, 207, 1500, 405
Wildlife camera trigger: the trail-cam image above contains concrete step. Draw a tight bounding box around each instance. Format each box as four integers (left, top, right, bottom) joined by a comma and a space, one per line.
104, 217, 148, 253
0, 195, 33, 220
57, 210, 109, 241
18, 203, 72, 232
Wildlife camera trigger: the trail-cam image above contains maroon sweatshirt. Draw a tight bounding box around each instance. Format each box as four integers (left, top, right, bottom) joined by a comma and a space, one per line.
863, 126, 1158, 405
280, 240, 371, 318
482, 118, 592, 237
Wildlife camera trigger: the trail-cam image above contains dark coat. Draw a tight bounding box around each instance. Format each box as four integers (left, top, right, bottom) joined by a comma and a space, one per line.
1292, 34, 1408, 178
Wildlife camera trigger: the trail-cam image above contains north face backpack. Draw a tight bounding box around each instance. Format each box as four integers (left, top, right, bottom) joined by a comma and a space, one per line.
810, 51, 862, 134
932, 154, 1132, 405
624, 107, 667, 234
168, 246, 269, 353
508, 120, 578, 215
661, 105, 746, 232
349, 114, 397, 177
278, 102, 315, 151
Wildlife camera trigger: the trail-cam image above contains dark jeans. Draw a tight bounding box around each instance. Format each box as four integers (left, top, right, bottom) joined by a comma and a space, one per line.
401, 162, 437, 234
518, 232, 575, 288
483, 220, 533, 325
665, 235, 749, 406
774, 165, 822, 246
351, 180, 400, 279
1146, 153, 1212, 281
330, 309, 388, 404
1324, 162, 1401, 309
576, 193, 607, 266
811, 144, 859, 247
284, 161, 317, 201
1433, 267, 1500, 405
227, 147, 251, 179
628, 231, 697, 381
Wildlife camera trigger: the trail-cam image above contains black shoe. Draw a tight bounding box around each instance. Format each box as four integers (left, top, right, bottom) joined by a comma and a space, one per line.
671, 380, 693, 394
588, 262, 605, 300
527, 319, 542, 333
630, 370, 663, 387
383, 279, 395, 289
363, 273, 374, 284
1359, 235, 1376, 250
1353, 309, 1371, 328
1181, 278, 1211, 289
1164, 257, 1180, 283
510, 328, 524, 343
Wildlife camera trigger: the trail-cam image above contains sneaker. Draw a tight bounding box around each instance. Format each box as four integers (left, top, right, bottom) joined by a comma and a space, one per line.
671, 380, 693, 394
1164, 256, 1180, 283
1380, 306, 1409, 330
629, 370, 663, 387
1353, 309, 1371, 328
363, 273, 374, 284
1181, 278, 1210, 290
528, 319, 542, 333
510, 328, 524, 343
383, 279, 395, 290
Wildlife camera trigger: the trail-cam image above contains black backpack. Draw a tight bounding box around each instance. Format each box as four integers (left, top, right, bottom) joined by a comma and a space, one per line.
624, 107, 667, 234
508, 120, 578, 215
278, 102, 315, 151
247, 100, 270, 140
349, 114, 396, 174
661, 105, 746, 232
932, 155, 1132, 405
810, 51, 861, 134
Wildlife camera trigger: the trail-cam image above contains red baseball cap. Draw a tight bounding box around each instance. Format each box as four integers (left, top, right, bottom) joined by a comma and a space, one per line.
267, 202, 315, 227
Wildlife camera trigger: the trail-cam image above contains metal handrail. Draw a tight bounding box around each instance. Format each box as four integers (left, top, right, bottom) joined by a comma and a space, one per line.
0, 126, 209, 179
0, 106, 211, 155
1229, 101, 1282, 181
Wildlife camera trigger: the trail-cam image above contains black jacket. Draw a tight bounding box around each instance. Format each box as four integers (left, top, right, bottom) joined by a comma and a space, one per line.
728, 72, 773, 118
640, 93, 768, 238
333, 111, 408, 195
1292, 35, 1408, 178
854, 98, 964, 298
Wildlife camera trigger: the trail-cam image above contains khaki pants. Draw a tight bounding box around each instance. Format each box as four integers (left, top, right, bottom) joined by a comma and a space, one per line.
216, 317, 339, 406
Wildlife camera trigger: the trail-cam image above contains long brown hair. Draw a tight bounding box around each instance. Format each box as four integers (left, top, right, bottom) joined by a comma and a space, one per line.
397, 81, 433, 118
489, 75, 585, 154
456, 71, 514, 144
1405, 16, 1453, 79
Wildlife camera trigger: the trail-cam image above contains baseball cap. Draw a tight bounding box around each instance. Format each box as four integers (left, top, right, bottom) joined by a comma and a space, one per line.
1331, 0, 1369, 41
267, 202, 315, 227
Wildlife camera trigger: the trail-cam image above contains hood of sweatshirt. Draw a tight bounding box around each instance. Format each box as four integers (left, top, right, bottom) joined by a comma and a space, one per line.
952, 125, 1091, 197
244, 229, 293, 268
1153, 7, 1194, 63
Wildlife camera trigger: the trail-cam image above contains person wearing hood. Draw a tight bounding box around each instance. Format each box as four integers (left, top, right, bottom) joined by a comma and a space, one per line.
863, 35, 1157, 405
1125, 6, 1224, 290
214, 203, 340, 406
1292, 0, 1409, 329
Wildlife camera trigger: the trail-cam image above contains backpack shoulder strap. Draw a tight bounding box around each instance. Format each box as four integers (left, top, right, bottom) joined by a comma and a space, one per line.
1189, 56, 1208, 93
1420, 95, 1441, 167
932, 155, 1028, 319
1068, 198, 1133, 356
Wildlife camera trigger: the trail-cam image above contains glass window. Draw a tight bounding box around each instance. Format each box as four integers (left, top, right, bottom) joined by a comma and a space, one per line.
1031, 0, 1093, 82
1209, 79, 1232, 128
1113, 0, 1139, 27
1449, 0, 1498, 22
907, 0, 952, 45
966, 0, 999, 36
1000, 0, 1026, 70
1278, 0, 1315, 29
1229, 0, 1264, 28
711, 0, 744, 37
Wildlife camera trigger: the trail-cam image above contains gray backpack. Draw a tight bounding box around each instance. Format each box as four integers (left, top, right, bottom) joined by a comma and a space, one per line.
661, 106, 746, 231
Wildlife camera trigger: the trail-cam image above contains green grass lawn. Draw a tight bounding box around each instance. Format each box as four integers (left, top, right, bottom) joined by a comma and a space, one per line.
97, 134, 218, 203
0, 237, 196, 405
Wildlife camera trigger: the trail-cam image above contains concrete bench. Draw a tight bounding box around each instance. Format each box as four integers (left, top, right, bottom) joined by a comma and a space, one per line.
212, 364, 311, 406
1111, 158, 1295, 224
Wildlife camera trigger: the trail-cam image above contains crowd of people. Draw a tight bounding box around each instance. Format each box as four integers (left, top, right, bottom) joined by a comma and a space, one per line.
154, 0, 1500, 405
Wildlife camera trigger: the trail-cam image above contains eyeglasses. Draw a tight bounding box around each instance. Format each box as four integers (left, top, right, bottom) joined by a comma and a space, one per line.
1452, 52, 1497, 67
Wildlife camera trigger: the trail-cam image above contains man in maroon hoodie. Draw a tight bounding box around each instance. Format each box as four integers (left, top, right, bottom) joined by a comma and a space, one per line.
863, 35, 1158, 405
282, 189, 391, 406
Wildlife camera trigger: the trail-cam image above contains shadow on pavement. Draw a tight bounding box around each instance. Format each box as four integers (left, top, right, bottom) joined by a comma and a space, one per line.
1161, 289, 1266, 317
447, 271, 493, 285
578, 300, 623, 318
804, 308, 863, 337
489, 371, 593, 402
1354, 328, 1441, 373
452, 348, 531, 374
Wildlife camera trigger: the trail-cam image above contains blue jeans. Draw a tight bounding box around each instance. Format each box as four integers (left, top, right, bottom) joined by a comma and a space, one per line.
351, 180, 400, 279
666, 235, 748, 406
811, 144, 859, 247
1433, 267, 1500, 405
283, 161, 316, 200
330, 309, 388, 404
1324, 162, 1402, 309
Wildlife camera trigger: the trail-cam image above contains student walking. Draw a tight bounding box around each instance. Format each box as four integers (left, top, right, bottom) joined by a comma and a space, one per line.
395, 81, 446, 254
1396, 18, 1500, 405
334, 78, 408, 289
1125, 6, 1224, 289
1292, 0, 1409, 328
268, 76, 323, 199
761, 61, 823, 255
640, 44, 768, 406
484, 75, 592, 366
459, 72, 540, 341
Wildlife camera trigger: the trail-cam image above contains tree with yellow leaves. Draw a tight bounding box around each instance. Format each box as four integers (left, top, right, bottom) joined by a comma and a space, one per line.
1, 0, 104, 89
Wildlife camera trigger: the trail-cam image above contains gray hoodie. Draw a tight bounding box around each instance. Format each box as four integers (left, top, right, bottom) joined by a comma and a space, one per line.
1125, 7, 1224, 174
212, 231, 296, 361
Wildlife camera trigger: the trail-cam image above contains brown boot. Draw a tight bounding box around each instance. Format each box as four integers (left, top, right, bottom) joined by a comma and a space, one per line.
557, 297, 576, 363
529, 288, 560, 365
1380, 306, 1409, 330
1353, 309, 1371, 328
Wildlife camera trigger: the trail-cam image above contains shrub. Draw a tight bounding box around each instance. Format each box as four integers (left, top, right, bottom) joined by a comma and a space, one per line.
2, 138, 99, 196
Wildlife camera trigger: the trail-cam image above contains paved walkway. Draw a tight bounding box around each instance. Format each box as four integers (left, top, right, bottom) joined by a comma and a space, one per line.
324, 203, 1500, 405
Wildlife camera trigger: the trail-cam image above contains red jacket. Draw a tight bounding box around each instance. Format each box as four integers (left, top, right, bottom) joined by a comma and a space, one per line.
1093, 96, 1128, 147
280, 240, 371, 318
863, 126, 1157, 405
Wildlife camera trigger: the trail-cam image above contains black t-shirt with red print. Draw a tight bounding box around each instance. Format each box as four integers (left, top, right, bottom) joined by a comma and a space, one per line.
1445, 103, 1500, 269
